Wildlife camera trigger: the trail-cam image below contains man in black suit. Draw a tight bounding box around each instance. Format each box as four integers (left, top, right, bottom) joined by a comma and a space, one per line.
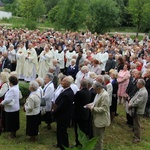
73, 79, 91, 146
126, 69, 141, 127
105, 53, 116, 74
1, 52, 11, 72
87, 79, 96, 139
52, 76, 74, 150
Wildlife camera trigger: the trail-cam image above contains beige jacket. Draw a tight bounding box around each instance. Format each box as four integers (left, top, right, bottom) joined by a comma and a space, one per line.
129, 87, 148, 115
92, 89, 110, 128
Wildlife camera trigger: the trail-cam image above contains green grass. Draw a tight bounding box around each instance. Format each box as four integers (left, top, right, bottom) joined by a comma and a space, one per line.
110, 27, 137, 33
0, 105, 150, 150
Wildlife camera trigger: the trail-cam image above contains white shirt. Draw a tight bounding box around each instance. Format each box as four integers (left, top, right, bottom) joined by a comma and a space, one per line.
2, 85, 20, 112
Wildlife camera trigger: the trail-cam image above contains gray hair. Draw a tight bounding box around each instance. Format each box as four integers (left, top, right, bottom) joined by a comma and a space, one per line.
46, 73, 54, 81
137, 79, 145, 86
64, 76, 73, 85
29, 81, 39, 91
103, 74, 110, 81
67, 76, 74, 83
36, 77, 44, 86
93, 81, 103, 89
80, 79, 88, 88
96, 75, 104, 83
49, 65, 56, 71
88, 78, 94, 87
81, 66, 89, 72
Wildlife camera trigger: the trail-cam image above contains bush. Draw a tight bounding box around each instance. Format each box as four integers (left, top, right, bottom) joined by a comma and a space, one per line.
19, 82, 30, 105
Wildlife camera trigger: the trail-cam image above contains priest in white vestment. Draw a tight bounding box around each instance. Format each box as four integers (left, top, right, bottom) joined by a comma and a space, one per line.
94, 48, 108, 74
16, 42, 26, 79
23, 43, 38, 82
38, 45, 53, 79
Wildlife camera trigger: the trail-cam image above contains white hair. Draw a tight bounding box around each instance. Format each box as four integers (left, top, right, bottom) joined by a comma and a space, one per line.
103, 74, 110, 81
81, 66, 89, 72
36, 77, 44, 86
30, 81, 39, 91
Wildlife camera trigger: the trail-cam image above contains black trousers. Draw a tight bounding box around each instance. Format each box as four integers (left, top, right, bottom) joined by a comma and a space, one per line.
126, 113, 133, 126
57, 120, 69, 150
74, 119, 88, 145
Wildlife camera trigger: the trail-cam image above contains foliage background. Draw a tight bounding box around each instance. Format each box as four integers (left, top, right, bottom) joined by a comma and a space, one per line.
2, 0, 150, 34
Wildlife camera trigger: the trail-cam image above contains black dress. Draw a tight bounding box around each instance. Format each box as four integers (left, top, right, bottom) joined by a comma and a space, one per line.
110, 78, 118, 113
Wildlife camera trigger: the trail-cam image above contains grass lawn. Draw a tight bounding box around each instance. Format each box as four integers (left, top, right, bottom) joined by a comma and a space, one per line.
0, 105, 150, 150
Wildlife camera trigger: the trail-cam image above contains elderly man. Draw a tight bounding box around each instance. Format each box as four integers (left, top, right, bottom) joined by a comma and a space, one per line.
53, 76, 74, 150
128, 79, 148, 143
86, 82, 110, 150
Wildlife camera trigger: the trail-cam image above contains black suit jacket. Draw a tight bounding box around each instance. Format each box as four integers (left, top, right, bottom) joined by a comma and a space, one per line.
54, 87, 74, 124
74, 88, 91, 120
126, 77, 138, 99
2, 57, 12, 71
89, 88, 96, 103
67, 65, 78, 80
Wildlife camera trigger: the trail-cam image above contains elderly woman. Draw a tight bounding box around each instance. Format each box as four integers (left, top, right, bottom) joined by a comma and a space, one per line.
41, 73, 54, 130
24, 81, 41, 142
67, 59, 78, 80
117, 63, 130, 105
0, 76, 20, 138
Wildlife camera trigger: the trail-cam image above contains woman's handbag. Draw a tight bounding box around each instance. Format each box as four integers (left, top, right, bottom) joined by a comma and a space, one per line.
40, 106, 46, 115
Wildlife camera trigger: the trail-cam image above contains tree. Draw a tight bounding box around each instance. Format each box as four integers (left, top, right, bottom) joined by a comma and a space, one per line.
44, 0, 60, 13
2, 0, 14, 4
113, 0, 132, 26
17, 0, 46, 21
48, 0, 88, 31
86, 0, 120, 34
34, 0, 46, 21
4, 0, 19, 16
127, 0, 150, 36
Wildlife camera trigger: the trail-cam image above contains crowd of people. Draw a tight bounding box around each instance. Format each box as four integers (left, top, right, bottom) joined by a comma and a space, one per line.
0, 26, 150, 150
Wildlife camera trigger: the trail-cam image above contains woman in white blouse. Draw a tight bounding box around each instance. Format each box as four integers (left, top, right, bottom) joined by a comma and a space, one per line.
0, 76, 20, 138
24, 81, 41, 142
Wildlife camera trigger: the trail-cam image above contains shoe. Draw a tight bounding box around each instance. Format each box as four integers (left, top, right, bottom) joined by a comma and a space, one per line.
133, 139, 140, 143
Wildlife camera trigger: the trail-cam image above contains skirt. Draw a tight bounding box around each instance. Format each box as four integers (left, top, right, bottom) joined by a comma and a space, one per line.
5, 110, 20, 132
26, 113, 40, 136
